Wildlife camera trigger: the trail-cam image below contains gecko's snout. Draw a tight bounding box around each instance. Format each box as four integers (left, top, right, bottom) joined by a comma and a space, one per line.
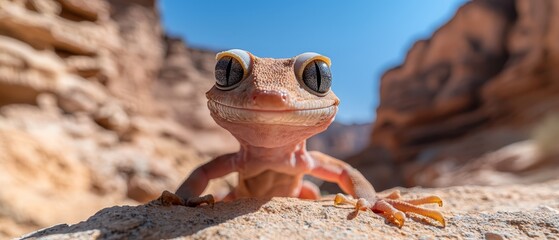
250, 90, 289, 110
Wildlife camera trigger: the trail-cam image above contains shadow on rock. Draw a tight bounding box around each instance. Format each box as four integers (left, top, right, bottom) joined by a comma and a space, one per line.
20, 197, 269, 240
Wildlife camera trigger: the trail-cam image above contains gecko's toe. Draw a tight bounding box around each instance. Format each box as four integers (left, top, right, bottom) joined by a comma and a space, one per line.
384, 197, 445, 227
333, 192, 445, 227
186, 194, 215, 207
372, 199, 406, 228
334, 193, 350, 205
159, 190, 185, 206
158, 191, 215, 208
405, 195, 443, 207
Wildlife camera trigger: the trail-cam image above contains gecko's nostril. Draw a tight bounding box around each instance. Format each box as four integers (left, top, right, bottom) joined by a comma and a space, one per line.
250, 90, 289, 109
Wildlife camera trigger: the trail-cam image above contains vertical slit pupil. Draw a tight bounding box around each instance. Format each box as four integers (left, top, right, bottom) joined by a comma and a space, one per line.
225, 57, 233, 86
314, 61, 322, 91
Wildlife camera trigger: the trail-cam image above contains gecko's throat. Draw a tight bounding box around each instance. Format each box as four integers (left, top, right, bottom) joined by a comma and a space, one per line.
207, 100, 337, 126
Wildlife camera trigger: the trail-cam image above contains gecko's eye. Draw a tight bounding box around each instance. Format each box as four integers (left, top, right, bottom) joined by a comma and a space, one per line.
215, 57, 243, 88
294, 52, 332, 95
302, 60, 331, 94
214, 49, 252, 90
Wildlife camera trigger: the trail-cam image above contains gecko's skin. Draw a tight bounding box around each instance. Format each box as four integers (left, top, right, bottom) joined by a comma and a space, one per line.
160, 49, 445, 228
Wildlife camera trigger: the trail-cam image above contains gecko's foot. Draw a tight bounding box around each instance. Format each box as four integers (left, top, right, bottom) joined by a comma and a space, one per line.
158, 190, 215, 207
334, 190, 445, 228
186, 194, 215, 207
159, 190, 185, 206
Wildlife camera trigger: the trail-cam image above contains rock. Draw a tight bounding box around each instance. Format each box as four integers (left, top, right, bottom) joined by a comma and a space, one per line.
18, 180, 559, 239
353, 0, 559, 189
0, 101, 205, 236
154, 36, 238, 156
410, 139, 558, 187
485, 232, 506, 240
307, 121, 371, 159
372, 0, 516, 152
0, 1, 226, 238
107, 0, 164, 115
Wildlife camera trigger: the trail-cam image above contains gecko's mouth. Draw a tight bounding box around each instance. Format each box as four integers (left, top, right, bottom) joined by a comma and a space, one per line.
207, 100, 337, 126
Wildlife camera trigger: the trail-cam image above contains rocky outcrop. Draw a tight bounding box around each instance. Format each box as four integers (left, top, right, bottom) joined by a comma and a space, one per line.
106, 0, 165, 115
19, 180, 559, 240
155, 37, 238, 156
0, 0, 233, 238
0, 100, 198, 237
307, 122, 370, 159
353, 0, 559, 190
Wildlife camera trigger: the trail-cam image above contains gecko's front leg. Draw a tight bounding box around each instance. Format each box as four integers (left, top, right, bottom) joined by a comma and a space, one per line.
308, 151, 445, 228
159, 153, 237, 207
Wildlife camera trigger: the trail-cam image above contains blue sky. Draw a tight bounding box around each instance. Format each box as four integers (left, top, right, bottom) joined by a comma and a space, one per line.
160, 1, 468, 123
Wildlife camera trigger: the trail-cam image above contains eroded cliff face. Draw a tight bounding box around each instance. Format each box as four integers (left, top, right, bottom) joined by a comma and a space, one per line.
0, 0, 235, 238
154, 37, 238, 156
354, 0, 559, 190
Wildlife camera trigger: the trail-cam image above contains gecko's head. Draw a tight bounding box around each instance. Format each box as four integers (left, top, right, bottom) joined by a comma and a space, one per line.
206, 49, 340, 148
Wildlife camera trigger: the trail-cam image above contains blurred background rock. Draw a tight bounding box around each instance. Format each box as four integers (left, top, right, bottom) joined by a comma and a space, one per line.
1, 0, 558, 238
347, 0, 559, 191
0, 0, 236, 237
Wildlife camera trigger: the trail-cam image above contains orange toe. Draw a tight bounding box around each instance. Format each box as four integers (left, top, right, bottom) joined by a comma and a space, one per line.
406, 195, 443, 207
373, 199, 406, 228
387, 199, 445, 227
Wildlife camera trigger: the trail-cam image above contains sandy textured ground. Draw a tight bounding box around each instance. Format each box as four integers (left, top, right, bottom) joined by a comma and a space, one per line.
19, 180, 559, 240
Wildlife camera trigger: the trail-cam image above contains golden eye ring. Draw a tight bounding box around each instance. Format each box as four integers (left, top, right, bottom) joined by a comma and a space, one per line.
214, 49, 253, 90
294, 52, 332, 96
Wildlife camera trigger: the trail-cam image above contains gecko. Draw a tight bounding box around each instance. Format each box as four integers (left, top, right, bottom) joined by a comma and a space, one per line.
159, 49, 445, 228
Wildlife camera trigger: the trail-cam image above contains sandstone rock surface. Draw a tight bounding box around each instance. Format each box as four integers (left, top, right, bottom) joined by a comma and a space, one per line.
0, 0, 234, 238
354, 0, 559, 190
307, 122, 370, 159
20, 180, 559, 240
154, 36, 238, 156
